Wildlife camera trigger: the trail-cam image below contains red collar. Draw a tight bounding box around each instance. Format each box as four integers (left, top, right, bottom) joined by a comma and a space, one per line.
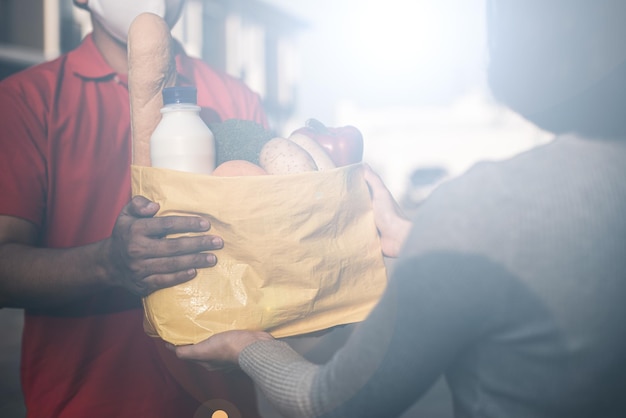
66, 33, 194, 86
67, 34, 118, 80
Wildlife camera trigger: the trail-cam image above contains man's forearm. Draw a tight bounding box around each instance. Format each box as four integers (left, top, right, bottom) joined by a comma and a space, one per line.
0, 240, 112, 309
0, 196, 226, 309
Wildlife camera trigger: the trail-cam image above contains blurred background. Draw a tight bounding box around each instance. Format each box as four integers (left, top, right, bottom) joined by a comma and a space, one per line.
0, 0, 553, 416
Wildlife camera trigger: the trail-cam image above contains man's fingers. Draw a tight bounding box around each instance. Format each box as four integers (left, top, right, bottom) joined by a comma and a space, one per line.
127, 195, 160, 217
131, 269, 199, 296
128, 252, 219, 293
144, 251, 217, 276
162, 234, 223, 254
132, 234, 223, 259
137, 215, 212, 238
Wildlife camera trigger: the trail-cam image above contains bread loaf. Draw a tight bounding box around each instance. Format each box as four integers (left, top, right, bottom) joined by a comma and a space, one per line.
259, 137, 318, 174
128, 13, 177, 166
287, 132, 336, 170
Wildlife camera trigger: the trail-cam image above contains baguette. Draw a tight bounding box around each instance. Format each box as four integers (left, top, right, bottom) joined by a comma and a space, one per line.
128, 13, 177, 167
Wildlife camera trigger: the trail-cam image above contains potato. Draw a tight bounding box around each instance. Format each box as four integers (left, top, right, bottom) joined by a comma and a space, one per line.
128, 13, 177, 167
259, 137, 318, 174
287, 132, 336, 170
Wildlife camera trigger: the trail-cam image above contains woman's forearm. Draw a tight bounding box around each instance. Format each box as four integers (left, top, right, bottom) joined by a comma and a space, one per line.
239, 340, 320, 418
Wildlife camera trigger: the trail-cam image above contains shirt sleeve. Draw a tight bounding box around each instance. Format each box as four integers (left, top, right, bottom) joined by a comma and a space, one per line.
0, 76, 48, 226
239, 251, 512, 417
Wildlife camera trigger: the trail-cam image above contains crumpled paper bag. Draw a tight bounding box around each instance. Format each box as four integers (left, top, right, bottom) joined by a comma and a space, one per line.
131, 163, 387, 345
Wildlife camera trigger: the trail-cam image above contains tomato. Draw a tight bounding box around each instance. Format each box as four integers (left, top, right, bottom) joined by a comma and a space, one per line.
290, 118, 364, 167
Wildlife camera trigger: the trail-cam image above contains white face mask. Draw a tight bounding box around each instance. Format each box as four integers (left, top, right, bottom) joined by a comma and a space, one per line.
87, 0, 185, 43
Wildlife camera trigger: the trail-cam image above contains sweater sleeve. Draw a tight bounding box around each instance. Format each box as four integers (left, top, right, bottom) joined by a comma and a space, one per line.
239, 252, 511, 417
239, 340, 319, 417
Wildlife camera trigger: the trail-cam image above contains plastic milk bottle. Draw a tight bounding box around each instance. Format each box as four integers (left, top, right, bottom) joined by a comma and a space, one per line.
150, 86, 216, 174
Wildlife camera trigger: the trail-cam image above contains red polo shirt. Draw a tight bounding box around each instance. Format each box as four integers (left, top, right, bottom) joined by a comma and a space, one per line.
0, 34, 266, 418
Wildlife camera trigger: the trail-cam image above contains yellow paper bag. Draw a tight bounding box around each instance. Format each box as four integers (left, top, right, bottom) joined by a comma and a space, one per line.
131, 163, 387, 345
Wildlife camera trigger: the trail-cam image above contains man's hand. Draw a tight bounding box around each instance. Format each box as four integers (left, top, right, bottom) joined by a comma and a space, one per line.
102, 196, 224, 296
363, 165, 413, 258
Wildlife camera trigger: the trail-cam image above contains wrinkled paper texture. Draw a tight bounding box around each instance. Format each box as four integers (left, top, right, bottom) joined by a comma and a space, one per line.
131, 163, 387, 345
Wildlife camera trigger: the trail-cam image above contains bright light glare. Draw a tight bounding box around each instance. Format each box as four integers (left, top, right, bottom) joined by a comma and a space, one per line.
341, 0, 487, 98
349, 0, 448, 71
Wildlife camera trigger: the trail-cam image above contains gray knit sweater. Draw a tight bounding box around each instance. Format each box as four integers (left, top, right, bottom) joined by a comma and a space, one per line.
239, 135, 626, 418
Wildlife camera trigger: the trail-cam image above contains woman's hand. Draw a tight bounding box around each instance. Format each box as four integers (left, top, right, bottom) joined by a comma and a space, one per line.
171, 330, 274, 370
363, 164, 412, 258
